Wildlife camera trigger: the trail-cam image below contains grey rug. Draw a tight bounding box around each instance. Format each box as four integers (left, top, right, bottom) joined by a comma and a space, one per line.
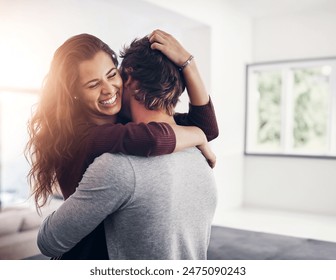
26, 225, 336, 260
207, 225, 336, 260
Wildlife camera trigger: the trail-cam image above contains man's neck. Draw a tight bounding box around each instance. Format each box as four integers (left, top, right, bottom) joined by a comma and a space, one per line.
131, 100, 175, 125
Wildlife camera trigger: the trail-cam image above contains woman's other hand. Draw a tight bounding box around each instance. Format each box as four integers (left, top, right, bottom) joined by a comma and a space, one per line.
197, 142, 216, 169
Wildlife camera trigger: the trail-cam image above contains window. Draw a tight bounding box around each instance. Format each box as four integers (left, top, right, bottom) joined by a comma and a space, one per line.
245, 57, 336, 158
0, 90, 38, 207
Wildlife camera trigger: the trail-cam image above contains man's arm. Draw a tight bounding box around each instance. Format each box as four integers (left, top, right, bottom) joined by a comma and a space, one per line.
37, 154, 134, 257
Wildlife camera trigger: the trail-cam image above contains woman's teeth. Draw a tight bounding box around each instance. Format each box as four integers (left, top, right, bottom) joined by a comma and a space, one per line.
100, 95, 117, 105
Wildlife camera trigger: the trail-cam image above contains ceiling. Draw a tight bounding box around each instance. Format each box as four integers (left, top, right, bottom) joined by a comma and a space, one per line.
226, 0, 336, 18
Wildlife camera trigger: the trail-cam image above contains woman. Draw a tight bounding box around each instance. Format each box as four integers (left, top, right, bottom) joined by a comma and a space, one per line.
26, 30, 218, 259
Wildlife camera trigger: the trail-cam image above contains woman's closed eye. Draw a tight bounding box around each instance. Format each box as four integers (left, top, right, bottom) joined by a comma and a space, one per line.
107, 70, 117, 79
88, 82, 100, 89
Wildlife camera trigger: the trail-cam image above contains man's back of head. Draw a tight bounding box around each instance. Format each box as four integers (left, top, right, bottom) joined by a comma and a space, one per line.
120, 36, 185, 116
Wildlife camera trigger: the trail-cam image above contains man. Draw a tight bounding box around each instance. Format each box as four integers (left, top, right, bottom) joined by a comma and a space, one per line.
37, 30, 218, 259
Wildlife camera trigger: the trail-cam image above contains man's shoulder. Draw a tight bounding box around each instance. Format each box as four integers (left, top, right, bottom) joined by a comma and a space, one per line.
84, 153, 135, 191
95, 152, 129, 161
92, 148, 205, 168
89, 153, 133, 173
127, 147, 208, 170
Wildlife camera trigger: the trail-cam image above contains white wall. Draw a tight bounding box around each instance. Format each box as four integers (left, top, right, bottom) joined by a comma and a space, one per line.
244, 11, 336, 216
253, 11, 336, 61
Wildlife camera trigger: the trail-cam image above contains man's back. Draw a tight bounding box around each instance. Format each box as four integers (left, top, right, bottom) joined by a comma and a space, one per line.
102, 147, 217, 259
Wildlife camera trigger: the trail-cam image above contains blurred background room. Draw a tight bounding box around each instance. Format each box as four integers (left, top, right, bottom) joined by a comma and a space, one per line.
0, 0, 336, 259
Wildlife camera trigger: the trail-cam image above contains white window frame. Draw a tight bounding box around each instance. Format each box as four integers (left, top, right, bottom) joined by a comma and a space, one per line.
244, 57, 336, 159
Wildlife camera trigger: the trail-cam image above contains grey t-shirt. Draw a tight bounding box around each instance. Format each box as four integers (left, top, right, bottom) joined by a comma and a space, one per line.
38, 148, 217, 259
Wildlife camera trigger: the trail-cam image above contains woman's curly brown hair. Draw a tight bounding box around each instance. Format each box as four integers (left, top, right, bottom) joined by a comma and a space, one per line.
25, 33, 118, 209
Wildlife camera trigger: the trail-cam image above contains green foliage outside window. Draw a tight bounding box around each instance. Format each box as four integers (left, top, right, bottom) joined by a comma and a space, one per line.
293, 67, 329, 151
256, 71, 282, 146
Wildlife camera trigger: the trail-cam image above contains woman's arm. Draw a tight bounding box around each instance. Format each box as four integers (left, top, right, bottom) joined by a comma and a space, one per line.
83, 121, 215, 168
173, 100, 218, 141
85, 121, 209, 157
149, 29, 219, 141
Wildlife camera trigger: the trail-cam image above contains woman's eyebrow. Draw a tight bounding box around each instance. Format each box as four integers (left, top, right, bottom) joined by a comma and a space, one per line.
106, 67, 116, 76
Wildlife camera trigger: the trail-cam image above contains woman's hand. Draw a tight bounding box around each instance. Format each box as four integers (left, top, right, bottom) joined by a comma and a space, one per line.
149, 29, 210, 106
197, 142, 216, 169
148, 29, 190, 67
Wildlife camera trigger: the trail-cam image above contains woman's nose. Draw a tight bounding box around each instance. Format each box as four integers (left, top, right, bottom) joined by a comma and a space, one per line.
101, 80, 117, 95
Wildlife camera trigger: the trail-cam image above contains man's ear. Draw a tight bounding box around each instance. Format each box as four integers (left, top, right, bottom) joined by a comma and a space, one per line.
122, 67, 134, 87
124, 75, 133, 88
125, 78, 140, 93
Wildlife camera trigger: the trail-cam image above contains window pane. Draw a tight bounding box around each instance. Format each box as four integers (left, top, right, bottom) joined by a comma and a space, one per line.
255, 70, 282, 150
292, 66, 331, 154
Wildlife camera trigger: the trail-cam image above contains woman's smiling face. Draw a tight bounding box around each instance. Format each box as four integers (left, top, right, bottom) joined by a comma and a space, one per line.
76, 51, 123, 125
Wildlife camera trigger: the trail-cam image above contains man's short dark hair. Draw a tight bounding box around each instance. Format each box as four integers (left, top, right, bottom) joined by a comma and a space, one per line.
120, 37, 185, 115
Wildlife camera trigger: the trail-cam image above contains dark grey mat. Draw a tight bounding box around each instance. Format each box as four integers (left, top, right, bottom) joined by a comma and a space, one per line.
207, 225, 336, 260
25, 225, 336, 260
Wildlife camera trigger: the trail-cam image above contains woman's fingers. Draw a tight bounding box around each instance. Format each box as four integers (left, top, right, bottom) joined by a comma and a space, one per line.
148, 30, 166, 44
150, 42, 165, 52
148, 29, 190, 66
149, 29, 169, 40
